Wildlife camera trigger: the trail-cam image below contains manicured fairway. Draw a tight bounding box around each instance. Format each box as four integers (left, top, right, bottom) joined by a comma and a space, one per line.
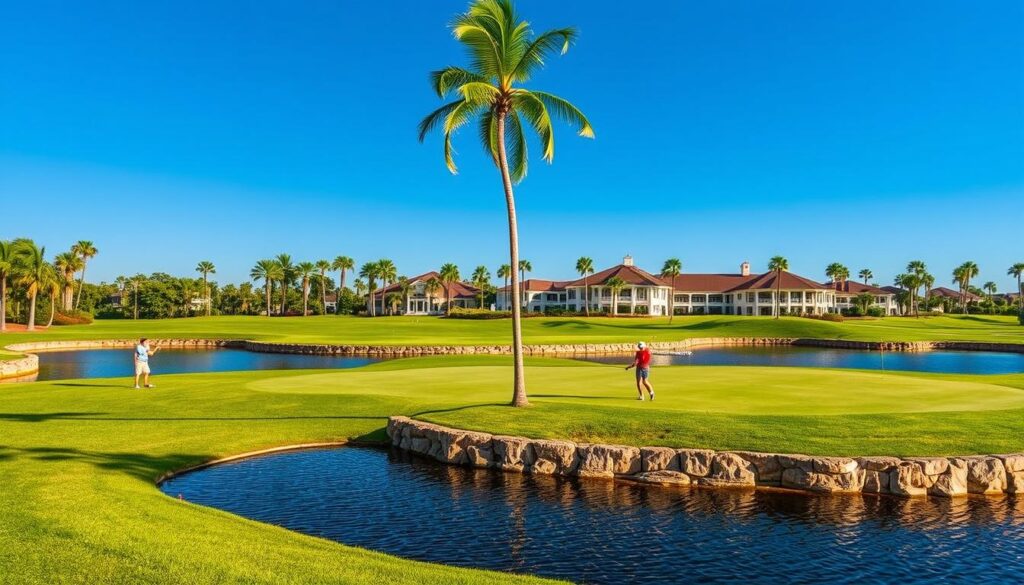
2, 314, 1022, 356
3, 356, 1024, 583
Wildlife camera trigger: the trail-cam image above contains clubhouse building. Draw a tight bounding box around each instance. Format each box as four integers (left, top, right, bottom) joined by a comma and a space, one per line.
496, 256, 899, 316
369, 271, 481, 315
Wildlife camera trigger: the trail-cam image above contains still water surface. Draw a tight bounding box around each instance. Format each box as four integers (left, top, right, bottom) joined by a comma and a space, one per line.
161, 447, 1024, 585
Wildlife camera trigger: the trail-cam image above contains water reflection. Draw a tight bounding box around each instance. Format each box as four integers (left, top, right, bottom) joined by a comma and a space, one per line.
161, 447, 1024, 584
577, 346, 1024, 374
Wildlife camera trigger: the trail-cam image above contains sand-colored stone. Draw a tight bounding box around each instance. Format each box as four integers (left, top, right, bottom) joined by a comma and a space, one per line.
635, 471, 691, 486
890, 462, 928, 497
699, 452, 756, 487
576, 444, 641, 478
677, 449, 715, 477
492, 435, 534, 471
530, 439, 577, 476
640, 447, 679, 473
964, 457, 1007, 494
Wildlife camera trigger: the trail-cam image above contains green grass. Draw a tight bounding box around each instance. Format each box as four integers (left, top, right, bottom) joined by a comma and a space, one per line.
1, 314, 1022, 356
3, 356, 1024, 583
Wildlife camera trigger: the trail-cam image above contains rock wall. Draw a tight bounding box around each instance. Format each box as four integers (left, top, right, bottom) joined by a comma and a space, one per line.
0, 354, 38, 380
387, 416, 1024, 498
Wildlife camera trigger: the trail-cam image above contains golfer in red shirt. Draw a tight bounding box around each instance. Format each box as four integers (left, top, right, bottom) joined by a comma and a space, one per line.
625, 341, 655, 401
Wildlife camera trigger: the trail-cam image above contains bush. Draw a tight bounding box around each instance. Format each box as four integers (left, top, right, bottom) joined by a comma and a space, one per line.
804, 313, 844, 322
51, 310, 94, 326
446, 307, 510, 320
866, 306, 886, 318
1018, 310, 1024, 326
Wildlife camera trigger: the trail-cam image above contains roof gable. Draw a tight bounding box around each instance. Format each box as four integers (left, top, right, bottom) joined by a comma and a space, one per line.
565, 264, 669, 288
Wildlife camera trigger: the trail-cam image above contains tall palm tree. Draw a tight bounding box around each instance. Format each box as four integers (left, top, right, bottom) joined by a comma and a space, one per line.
354, 278, 367, 298
575, 256, 594, 316
825, 262, 848, 284
660, 258, 682, 323
606, 276, 626, 317
53, 251, 82, 311
332, 256, 355, 315
921, 272, 935, 312
858, 268, 873, 284
954, 261, 980, 313
907, 260, 927, 317
250, 259, 282, 317
275, 254, 295, 316
439, 263, 461, 315
359, 261, 379, 316
0, 240, 12, 331
420, 0, 594, 407
397, 277, 412, 315
1009, 262, 1024, 311
516, 261, 532, 311
377, 259, 398, 314
983, 281, 998, 311
14, 241, 56, 331
130, 274, 144, 320
424, 277, 442, 314
70, 240, 97, 310
43, 277, 61, 328
296, 262, 316, 316
315, 259, 332, 313
497, 263, 512, 309
767, 256, 789, 319
472, 265, 491, 308
195, 260, 216, 316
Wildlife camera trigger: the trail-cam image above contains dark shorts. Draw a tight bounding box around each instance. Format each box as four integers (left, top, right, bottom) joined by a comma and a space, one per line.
636, 367, 650, 380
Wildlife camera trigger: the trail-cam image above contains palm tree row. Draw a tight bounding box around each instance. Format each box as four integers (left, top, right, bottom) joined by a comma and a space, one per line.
0, 238, 67, 331
250, 254, 351, 316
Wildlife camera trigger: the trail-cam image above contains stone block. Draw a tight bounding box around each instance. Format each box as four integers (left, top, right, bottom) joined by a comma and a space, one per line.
576, 444, 641, 478
929, 458, 967, 498
812, 457, 859, 475
997, 454, 1024, 473
782, 467, 864, 493
634, 471, 691, 486
640, 447, 679, 473
863, 470, 890, 494
908, 457, 949, 476
856, 456, 901, 472
677, 449, 715, 477
732, 451, 783, 484
890, 462, 928, 497
964, 457, 1007, 494
699, 452, 756, 487
530, 439, 578, 476
492, 435, 534, 471
777, 454, 814, 472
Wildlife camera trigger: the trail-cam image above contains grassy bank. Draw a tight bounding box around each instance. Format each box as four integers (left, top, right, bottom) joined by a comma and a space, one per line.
1, 314, 1021, 353
3, 356, 1024, 583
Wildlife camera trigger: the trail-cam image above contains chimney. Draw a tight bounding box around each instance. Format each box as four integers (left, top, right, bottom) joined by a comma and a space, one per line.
740, 261, 750, 276
623, 255, 634, 267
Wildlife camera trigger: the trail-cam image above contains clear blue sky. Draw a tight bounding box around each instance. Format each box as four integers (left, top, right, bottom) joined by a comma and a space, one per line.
2, 1, 1022, 290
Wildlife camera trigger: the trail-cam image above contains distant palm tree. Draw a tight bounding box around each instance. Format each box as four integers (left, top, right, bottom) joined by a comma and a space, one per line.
660, 258, 682, 323
0, 240, 12, 331
14, 241, 57, 331
471, 265, 491, 308
954, 261, 979, 313
354, 278, 367, 298
983, 281, 998, 311
518, 259, 532, 309
250, 259, 282, 317
767, 256, 789, 319
296, 262, 316, 316
53, 251, 82, 311
575, 256, 594, 316
315, 259, 332, 313
606, 276, 626, 317
419, 0, 594, 407
858, 268, 873, 284
825, 262, 848, 284
359, 261, 380, 316
439, 263, 461, 315
332, 255, 354, 314
907, 260, 927, 317
195, 260, 216, 316
424, 277, 443, 313
397, 277, 412, 315
71, 240, 97, 310
377, 259, 398, 314
497, 264, 512, 309
275, 254, 295, 316
1009, 262, 1024, 311
921, 272, 935, 311
130, 275, 144, 320
43, 277, 60, 328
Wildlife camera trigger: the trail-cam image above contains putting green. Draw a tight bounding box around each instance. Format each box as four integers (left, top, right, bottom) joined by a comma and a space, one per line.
248, 360, 1024, 416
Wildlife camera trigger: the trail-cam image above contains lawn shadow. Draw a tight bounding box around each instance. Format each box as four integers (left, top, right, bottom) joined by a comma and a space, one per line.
0, 412, 109, 422
410, 403, 506, 417
52, 382, 131, 389
5, 445, 216, 482
0, 412, 385, 423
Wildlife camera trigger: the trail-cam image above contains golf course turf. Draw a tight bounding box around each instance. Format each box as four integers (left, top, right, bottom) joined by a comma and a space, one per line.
2, 315, 1023, 583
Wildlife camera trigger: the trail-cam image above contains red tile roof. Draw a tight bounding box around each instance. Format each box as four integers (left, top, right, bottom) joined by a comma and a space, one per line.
497, 279, 569, 293
728, 271, 829, 292
826, 281, 893, 295
929, 287, 981, 301
564, 264, 669, 288
371, 271, 479, 300
670, 273, 756, 292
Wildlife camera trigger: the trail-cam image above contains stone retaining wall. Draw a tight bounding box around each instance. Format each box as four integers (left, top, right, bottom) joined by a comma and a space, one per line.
386, 416, 1024, 498
0, 354, 38, 380
3, 336, 1022, 380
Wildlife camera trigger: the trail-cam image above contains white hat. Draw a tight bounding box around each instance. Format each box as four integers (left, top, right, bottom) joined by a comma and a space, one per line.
637, 341, 646, 349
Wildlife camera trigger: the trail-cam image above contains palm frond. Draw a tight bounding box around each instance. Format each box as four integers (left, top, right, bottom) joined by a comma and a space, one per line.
443, 99, 487, 174
431, 67, 488, 98
511, 28, 577, 81
506, 111, 528, 182
529, 90, 594, 138
451, 16, 503, 79
418, 100, 463, 142
458, 81, 501, 103
511, 91, 554, 162
478, 109, 499, 166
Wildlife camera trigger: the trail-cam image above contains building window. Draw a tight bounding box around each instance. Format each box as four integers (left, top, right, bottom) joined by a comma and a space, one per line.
546, 293, 557, 301
567, 289, 576, 300
708, 295, 723, 303
636, 288, 648, 300
758, 292, 772, 303
675, 294, 689, 303
692, 294, 706, 303
747, 293, 755, 303
790, 292, 801, 302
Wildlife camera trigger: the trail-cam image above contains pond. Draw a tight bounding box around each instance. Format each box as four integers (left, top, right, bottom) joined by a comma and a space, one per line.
161, 446, 1024, 585
27, 349, 381, 382
576, 346, 1024, 374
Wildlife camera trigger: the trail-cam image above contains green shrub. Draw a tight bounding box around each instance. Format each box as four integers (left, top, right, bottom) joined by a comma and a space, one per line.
51, 310, 94, 326
1018, 310, 1024, 326
446, 307, 510, 320
804, 313, 844, 323
866, 307, 886, 318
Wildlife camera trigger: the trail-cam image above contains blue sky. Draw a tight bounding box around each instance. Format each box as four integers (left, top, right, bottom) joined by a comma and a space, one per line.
2, 1, 1022, 290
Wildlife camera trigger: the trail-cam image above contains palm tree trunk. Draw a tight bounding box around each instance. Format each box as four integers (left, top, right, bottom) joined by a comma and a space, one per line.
1018, 275, 1023, 311
265, 281, 272, 316
205, 275, 211, 317
74, 264, 86, 310
47, 294, 55, 328
584, 276, 589, 317
281, 280, 287, 316
1, 277, 7, 332
774, 272, 781, 319
668, 285, 674, 324
496, 108, 528, 407
27, 291, 37, 331
321, 275, 327, 314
